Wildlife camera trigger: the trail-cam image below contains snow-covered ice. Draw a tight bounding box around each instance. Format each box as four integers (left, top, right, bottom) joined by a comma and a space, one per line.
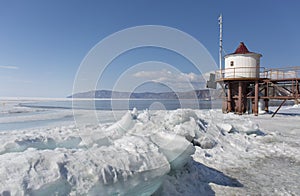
0, 100, 300, 195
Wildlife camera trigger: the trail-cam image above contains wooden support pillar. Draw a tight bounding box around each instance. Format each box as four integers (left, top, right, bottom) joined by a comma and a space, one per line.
227, 83, 232, 112
296, 80, 299, 104
254, 80, 259, 116
264, 99, 269, 112
264, 83, 269, 112
222, 98, 227, 113
297, 80, 299, 95
238, 81, 242, 115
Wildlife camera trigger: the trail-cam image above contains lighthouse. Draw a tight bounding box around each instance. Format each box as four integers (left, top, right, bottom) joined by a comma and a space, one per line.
211, 15, 300, 116
216, 42, 263, 115
214, 40, 300, 116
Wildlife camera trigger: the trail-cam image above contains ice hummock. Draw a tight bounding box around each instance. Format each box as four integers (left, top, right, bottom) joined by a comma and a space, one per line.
1, 103, 300, 195
0, 108, 200, 195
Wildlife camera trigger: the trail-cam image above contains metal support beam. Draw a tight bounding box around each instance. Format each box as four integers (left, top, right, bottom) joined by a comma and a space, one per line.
264, 83, 269, 112
238, 81, 242, 114
254, 81, 259, 116
264, 99, 269, 112
227, 83, 232, 112
296, 80, 299, 104
272, 99, 287, 118
218, 14, 223, 72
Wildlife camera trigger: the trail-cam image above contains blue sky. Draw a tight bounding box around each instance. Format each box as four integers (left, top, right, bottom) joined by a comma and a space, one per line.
0, 0, 299, 97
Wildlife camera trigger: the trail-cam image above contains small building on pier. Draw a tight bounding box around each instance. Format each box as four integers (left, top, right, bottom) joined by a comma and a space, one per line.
214, 42, 300, 116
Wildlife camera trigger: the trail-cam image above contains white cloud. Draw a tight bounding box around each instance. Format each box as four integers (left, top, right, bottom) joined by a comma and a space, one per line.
0, 65, 19, 70
132, 69, 206, 91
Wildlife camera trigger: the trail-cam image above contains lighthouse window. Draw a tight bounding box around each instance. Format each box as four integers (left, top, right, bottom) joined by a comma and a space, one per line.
230, 61, 234, 66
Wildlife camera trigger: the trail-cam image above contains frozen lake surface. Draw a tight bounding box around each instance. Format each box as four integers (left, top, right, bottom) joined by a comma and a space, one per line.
0, 99, 220, 131
0, 99, 299, 195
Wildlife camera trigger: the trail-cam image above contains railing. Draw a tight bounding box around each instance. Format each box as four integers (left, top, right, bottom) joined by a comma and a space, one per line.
263, 66, 300, 80
215, 66, 265, 80
216, 66, 300, 81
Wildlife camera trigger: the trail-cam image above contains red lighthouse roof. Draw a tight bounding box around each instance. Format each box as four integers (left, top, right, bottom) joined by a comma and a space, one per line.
225, 42, 262, 58
234, 42, 250, 54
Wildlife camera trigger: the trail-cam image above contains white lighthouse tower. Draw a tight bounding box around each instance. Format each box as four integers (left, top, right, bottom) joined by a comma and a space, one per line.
224, 42, 262, 78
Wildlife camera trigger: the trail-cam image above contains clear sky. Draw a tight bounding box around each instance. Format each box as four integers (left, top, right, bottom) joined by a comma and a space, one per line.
0, 0, 299, 97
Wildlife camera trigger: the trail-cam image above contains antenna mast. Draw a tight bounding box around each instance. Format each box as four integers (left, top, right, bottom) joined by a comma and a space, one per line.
219, 14, 223, 71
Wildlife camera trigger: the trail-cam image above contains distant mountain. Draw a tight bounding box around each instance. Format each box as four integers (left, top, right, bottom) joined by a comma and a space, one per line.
68, 89, 215, 100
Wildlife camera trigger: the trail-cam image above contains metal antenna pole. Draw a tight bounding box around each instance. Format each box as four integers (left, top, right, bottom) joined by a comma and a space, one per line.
219, 14, 223, 72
